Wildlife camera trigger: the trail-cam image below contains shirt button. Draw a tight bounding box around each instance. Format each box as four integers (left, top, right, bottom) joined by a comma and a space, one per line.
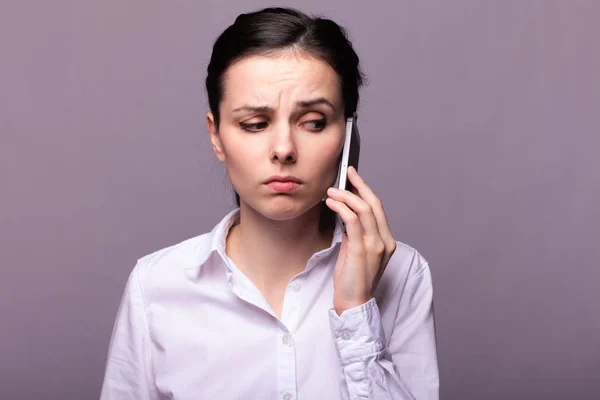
291, 282, 302, 292
282, 334, 293, 346
283, 393, 293, 400
341, 330, 353, 340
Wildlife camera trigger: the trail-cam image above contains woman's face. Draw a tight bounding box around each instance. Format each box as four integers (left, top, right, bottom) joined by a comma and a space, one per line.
207, 51, 346, 221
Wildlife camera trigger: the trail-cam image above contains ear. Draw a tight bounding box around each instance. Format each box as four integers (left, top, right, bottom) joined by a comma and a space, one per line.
207, 112, 226, 162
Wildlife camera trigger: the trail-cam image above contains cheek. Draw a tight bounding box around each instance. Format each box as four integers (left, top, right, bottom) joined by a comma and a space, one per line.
222, 147, 253, 195
220, 133, 260, 170
319, 136, 344, 166
307, 136, 344, 183
217, 134, 256, 193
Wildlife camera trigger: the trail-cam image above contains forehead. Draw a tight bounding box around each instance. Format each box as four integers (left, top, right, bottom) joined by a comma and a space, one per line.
221, 52, 341, 106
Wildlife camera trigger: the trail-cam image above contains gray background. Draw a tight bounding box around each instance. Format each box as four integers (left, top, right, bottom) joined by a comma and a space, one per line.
1, 1, 598, 399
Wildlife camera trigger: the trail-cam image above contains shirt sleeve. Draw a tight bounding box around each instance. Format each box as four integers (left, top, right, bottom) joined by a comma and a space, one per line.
99, 263, 161, 400
328, 260, 439, 400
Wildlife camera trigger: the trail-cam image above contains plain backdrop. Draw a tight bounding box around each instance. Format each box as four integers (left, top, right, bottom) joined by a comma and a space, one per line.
1, 1, 599, 399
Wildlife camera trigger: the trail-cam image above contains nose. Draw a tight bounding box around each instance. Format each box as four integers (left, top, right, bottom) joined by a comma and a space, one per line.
270, 124, 297, 164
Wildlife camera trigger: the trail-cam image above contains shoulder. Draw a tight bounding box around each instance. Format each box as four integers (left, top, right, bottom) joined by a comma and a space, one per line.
378, 240, 432, 294
128, 232, 215, 295
375, 240, 434, 324
390, 240, 431, 277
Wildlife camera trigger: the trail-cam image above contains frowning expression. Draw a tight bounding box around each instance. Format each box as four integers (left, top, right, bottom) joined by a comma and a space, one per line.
207, 51, 346, 220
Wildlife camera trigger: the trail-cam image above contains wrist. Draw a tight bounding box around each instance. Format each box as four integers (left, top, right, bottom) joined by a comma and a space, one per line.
334, 297, 373, 316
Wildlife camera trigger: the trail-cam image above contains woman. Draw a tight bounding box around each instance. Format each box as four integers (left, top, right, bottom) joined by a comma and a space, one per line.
100, 7, 439, 400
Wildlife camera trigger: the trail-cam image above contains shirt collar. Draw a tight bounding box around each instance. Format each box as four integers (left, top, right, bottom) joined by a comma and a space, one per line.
197, 207, 344, 271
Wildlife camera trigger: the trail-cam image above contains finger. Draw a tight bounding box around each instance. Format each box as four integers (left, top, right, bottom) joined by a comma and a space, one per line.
324, 197, 365, 248
347, 167, 396, 248
327, 187, 380, 239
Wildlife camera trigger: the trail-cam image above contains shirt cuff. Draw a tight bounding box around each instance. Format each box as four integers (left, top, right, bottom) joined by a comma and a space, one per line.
328, 297, 386, 365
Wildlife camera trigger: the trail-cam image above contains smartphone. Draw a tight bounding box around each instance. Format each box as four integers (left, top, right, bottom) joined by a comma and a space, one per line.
335, 114, 361, 192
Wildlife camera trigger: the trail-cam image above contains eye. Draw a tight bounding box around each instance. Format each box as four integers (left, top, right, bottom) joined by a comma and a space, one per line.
239, 121, 269, 132
303, 118, 327, 132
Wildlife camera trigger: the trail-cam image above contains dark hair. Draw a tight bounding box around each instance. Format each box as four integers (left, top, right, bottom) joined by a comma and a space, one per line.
205, 7, 365, 232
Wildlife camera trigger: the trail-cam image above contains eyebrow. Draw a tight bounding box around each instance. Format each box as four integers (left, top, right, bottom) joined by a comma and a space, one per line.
231, 97, 336, 113
297, 97, 336, 111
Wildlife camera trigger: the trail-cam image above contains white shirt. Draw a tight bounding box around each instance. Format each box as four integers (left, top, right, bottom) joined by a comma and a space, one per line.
100, 208, 439, 400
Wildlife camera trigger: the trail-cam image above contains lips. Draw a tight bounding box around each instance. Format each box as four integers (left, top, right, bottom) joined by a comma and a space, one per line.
266, 181, 300, 192
263, 175, 302, 193
263, 175, 302, 184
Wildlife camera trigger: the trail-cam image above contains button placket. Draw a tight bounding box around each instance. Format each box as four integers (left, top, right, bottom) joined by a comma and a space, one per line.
282, 333, 293, 347
341, 330, 354, 340
281, 279, 302, 331
277, 328, 297, 400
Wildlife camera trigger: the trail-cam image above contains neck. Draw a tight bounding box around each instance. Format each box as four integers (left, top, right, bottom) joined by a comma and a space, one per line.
225, 201, 334, 291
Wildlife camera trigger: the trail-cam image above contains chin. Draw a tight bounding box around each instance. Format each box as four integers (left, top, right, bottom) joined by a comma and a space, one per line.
245, 194, 323, 221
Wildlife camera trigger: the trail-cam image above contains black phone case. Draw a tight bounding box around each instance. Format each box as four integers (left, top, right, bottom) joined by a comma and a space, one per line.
346, 118, 361, 192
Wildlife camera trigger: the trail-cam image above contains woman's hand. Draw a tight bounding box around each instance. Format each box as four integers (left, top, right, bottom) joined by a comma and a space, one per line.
325, 166, 397, 316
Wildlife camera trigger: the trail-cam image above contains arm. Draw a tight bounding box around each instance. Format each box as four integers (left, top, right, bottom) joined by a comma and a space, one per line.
328, 260, 439, 400
100, 263, 161, 400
